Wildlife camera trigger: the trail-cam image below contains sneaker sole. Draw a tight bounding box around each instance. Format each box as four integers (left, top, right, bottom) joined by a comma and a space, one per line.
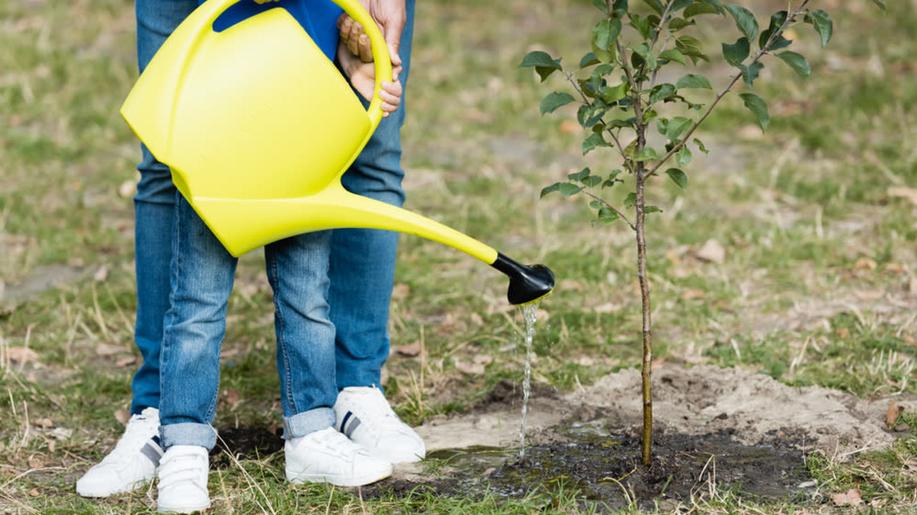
156, 501, 211, 513
76, 478, 150, 498
286, 467, 392, 487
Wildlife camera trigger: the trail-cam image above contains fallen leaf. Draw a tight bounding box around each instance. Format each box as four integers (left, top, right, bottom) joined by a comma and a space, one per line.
50, 427, 73, 440
695, 239, 726, 264
395, 342, 422, 357
95, 343, 124, 357
7, 347, 39, 365
93, 266, 109, 282
118, 180, 137, 199
34, 418, 53, 429
392, 283, 410, 300
560, 120, 580, 134
454, 359, 485, 376
832, 488, 862, 507
473, 354, 494, 366
886, 400, 903, 428
470, 312, 484, 327
888, 186, 917, 206
681, 289, 706, 300
854, 257, 877, 271
114, 409, 131, 425
29, 488, 40, 497
116, 356, 137, 368
27, 455, 45, 469
222, 389, 242, 409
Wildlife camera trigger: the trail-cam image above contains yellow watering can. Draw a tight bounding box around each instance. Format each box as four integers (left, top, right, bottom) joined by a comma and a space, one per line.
121, 0, 554, 305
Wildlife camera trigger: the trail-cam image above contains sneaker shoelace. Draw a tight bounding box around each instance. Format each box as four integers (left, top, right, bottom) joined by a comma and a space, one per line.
356, 389, 410, 434
309, 428, 369, 460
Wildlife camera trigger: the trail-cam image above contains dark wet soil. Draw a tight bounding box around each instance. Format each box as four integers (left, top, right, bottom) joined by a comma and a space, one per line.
211, 426, 283, 468
366, 423, 812, 509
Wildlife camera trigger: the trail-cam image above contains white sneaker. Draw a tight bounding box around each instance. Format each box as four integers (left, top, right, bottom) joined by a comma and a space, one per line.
285, 427, 392, 487
156, 445, 210, 513
76, 407, 163, 497
333, 386, 426, 464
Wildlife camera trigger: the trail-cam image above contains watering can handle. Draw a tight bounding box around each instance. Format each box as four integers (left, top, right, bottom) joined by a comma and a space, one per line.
332, 0, 394, 128
202, 0, 393, 128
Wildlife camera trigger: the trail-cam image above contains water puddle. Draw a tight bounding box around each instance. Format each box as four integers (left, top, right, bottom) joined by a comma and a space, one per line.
518, 303, 538, 458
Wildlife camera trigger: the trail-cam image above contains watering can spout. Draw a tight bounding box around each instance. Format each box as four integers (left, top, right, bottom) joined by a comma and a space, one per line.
194, 187, 554, 305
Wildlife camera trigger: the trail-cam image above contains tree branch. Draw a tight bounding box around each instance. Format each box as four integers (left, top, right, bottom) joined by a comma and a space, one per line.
582, 190, 636, 231
646, 0, 812, 178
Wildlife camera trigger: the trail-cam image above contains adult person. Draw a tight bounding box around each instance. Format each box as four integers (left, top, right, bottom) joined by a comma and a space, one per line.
76, 0, 421, 498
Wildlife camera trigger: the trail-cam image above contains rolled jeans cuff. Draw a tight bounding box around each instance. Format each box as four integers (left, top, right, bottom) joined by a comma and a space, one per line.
161, 423, 218, 451
284, 407, 335, 439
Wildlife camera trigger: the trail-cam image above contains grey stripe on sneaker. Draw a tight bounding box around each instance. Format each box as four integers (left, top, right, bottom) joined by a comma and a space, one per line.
344, 417, 361, 438
141, 439, 164, 466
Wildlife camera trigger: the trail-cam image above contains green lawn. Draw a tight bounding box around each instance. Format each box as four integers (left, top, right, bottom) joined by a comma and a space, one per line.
1, 0, 915, 512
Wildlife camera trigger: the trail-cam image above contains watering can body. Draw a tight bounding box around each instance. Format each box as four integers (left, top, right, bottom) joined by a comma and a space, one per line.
122, 0, 554, 304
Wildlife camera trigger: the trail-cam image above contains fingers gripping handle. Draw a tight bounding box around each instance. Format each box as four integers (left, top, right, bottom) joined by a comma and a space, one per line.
333, 0, 393, 128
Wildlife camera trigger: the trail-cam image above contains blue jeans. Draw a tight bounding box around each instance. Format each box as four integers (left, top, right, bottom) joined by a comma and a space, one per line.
130, 0, 414, 414
159, 197, 335, 450
331, 0, 414, 389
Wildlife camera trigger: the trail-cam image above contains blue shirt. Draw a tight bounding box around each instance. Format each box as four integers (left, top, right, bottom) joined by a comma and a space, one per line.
212, 0, 342, 59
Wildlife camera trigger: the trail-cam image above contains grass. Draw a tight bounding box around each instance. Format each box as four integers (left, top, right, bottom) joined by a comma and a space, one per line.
1, 0, 916, 512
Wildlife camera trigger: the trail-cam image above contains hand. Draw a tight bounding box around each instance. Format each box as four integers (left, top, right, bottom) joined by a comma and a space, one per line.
337, 0, 406, 79
338, 39, 403, 116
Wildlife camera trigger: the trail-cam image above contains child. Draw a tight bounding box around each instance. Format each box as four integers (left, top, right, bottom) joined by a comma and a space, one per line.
154, 15, 404, 515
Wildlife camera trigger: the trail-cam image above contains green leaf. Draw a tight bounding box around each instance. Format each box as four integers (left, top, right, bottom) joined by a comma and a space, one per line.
685, 0, 723, 18
649, 83, 677, 105
741, 61, 764, 86
693, 137, 709, 153
739, 92, 769, 131
582, 176, 603, 187
676, 145, 692, 166
805, 10, 833, 47
520, 50, 561, 69
580, 52, 600, 68
659, 48, 687, 65
568, 167, 591, 182
668, 18, 695, 31
633, 147, 660, 162
669, 0, 694, 12
593, 18, 623, 52
612, 0, 629, 16
558, 183, 583, 196
540, 92, 575, 114
632, 42, 657, 71
592, 0, 609, 12
776, 51, 811, 78
624, 192, 637, 208
724, 4, 758, 42
676, 73, 712, 89
645, 205, 663, 214
676, 36, 708, 63
871, 0, 886, 10
641, 0, 664, 15
520, 51, 563, 82
602, 82, 629, 104
665, 117, 692, 141
597, 207, 619, 223
759, 11, 792, 51
582, 133, 609, 155
722, 37, 750, 67
665, 168, 688, 188
540, 183, 560, 198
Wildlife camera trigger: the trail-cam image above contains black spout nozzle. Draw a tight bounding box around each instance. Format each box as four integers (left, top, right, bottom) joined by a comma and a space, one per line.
492, 253, 555, 305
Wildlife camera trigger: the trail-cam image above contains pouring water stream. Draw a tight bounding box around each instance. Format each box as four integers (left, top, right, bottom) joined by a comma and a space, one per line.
518, 303, 538, 459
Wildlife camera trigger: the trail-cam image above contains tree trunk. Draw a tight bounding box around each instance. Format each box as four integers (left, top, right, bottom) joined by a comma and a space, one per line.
635, 168, 654, 466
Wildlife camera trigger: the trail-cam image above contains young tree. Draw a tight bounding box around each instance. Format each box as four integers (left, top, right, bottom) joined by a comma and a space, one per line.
523, 0, 849, 465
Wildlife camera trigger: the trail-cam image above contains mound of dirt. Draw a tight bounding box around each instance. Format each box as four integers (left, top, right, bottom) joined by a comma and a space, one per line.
415, 364, 911, 458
